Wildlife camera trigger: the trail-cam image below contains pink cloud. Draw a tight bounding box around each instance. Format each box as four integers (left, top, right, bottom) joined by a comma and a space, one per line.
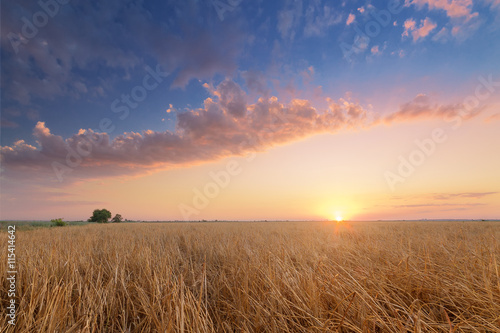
0, 118, 19, 128
431, 192, 498, 200
371, 45, 380, 55
402, 19, 417, 37
406, 0, 477, 20
484, 113, 500, 123
413, 18, 438, 41
404, 0, 486, 40
402, 18, 437, 41
0, 84, 483, 185
346, 13, 356, 25
381, 93, 481, 124
0, 81, 372, 184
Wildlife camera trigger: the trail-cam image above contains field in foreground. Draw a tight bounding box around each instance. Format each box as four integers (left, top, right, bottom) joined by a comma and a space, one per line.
1, 221, 499, 332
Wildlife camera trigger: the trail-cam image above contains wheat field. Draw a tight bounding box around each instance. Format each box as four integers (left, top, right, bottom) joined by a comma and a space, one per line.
1, 221, 499, 332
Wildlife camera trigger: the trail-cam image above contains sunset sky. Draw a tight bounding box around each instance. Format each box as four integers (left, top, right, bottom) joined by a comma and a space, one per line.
1, 0, 499, 221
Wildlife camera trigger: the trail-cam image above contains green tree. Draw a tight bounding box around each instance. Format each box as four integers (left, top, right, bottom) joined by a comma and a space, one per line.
88, 209, 112, 223
111, 214, 123, 223
51, 218, 67, 227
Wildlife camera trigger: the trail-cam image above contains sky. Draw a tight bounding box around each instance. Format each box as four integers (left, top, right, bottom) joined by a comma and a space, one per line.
1, 0, 499, 221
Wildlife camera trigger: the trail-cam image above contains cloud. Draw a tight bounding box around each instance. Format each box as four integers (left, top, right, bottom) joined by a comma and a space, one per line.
432, 192, 498, 200
380, 93, 484, 124
402, 18, 437, 41
240, 70, 270, 97
1, 107, 39, 126
0, 0, 244, 107
432, 27, 450, 42
484, 113, 500, 123
168, 28, 244, 88
413, 18, 438, 40
386, 191, 498, 212
304, 5, 342, 37
346, 13, 356, 25
1, 1, 142, 104
391, 203, 484, 208
391, 191, 498, 202
0, 82, 484, 184
484, 0, 500, 7
0, 187, 107, 219
0, 80, 372, 183
402, 18, 417, 37
0, 118, 19, 128
405, 0, 477, 21
371, 45, 380, 55
277, 0, 303, 41
404, 0, 484, 40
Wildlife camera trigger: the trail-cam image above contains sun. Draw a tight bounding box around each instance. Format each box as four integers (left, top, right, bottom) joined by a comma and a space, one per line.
334, 211, 343, 223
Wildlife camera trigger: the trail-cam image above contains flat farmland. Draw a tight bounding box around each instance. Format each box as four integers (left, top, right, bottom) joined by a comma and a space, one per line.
1, 221, 499, 332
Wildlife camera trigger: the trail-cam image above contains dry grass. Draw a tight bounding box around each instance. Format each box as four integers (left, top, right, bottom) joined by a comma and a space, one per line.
1, 221, 499, 332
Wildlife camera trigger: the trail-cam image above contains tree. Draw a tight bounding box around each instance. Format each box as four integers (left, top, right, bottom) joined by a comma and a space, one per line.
111, 214, 123, 223
88, 209, 112, 223
51, 218, 67, 227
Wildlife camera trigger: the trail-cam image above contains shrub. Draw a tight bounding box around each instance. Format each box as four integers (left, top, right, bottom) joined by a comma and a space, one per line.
51, 218, 67, 227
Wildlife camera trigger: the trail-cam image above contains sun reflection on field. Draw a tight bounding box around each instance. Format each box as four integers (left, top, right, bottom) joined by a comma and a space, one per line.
332, 218, 353, 235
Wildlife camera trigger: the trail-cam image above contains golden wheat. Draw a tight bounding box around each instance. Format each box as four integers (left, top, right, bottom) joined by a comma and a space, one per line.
1, 221, 499, 332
